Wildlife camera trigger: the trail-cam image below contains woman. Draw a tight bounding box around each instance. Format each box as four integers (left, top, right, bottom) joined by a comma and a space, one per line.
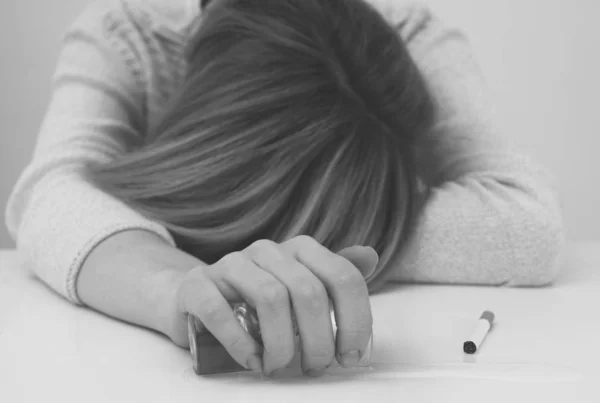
5, 0, 564, 377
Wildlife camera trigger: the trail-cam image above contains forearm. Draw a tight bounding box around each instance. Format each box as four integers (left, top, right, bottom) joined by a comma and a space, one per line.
77, 230, 201, 337
391, 166, 564, 286
378, 5, 565, 284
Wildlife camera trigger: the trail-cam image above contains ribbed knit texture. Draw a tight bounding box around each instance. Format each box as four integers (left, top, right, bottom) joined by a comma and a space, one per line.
4, 0, 565, 304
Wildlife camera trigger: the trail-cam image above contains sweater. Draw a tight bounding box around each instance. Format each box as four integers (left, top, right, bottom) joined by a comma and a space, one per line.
4, 0, 565, 305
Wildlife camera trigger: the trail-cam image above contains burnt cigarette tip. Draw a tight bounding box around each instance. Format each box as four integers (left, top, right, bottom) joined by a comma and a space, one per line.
463, 341, 477, 354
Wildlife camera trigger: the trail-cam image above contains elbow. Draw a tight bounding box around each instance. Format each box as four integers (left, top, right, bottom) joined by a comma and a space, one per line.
4, 175, 28, 243
505, 206, 566, 287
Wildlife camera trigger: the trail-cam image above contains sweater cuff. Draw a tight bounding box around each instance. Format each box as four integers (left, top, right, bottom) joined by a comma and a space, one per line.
16, 173, 175, 305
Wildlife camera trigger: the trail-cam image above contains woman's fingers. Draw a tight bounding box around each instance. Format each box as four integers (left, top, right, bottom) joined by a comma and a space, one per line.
337, 246, 379, 279
244, 240, 336, 375
283, 236, 373, 367
177, 267, 262, 371
178, 238, 376, 377
213, 252, 297, 375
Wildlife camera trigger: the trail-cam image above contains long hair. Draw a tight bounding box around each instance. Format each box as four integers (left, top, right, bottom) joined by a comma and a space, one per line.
85, 0, 435, 291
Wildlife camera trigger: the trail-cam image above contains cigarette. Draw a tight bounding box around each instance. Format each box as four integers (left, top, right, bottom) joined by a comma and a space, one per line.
463, 310, 495, 354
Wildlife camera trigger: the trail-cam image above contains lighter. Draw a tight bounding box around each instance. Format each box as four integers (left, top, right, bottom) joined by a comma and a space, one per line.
188, 302, 373, 375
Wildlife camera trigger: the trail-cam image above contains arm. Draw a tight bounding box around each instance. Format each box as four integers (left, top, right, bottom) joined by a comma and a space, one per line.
382, 4, 565, 287
4, 1, 195, 336
78, 229, 201, 345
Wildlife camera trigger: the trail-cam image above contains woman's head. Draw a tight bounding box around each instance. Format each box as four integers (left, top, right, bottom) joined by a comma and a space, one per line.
86, 0, 434, 290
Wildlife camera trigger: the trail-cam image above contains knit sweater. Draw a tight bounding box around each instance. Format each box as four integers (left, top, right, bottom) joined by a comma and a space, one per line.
4, 0, 565, 305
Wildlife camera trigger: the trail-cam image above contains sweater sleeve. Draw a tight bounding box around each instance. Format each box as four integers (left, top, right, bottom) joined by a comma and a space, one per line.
384, 3, 565, 286
4, 0, 176, 304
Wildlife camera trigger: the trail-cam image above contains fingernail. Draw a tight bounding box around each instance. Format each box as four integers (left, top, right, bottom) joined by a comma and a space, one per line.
360, 333, 373, 365
265, 368, 284, 378
340, 350, 361, 367
305, 368, 326, 377
246, 354, 263, 373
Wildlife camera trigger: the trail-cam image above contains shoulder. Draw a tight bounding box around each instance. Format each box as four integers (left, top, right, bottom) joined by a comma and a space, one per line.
367, 0, 434, 41
67, 0, 198, 41
64, 0, 199, 126
123, 0, 200, 37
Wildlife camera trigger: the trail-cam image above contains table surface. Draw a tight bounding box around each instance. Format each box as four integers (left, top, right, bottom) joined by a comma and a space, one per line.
1, 243, 599, 403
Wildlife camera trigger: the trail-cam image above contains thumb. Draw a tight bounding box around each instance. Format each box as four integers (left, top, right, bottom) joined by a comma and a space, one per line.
337, 246, 379, 279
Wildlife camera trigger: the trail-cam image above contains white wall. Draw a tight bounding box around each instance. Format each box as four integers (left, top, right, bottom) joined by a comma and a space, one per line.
1, 0, 598, 248
0, 0, 92, 247
429, 0, 600, 243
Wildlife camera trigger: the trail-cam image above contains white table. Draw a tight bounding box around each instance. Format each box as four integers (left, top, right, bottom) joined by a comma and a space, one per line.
1, 244, 599, 403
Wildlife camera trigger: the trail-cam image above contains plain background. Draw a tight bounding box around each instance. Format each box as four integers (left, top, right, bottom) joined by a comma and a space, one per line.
0, 0, 598, 248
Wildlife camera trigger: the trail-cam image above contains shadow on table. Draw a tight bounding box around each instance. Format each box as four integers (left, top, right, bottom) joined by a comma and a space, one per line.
183, 365, 396, 386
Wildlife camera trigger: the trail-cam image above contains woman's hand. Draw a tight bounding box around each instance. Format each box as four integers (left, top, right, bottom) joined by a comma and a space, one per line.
165, 236, 378, 377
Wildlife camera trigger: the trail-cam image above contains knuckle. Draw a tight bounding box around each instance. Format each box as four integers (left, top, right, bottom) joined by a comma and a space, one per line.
201, 300, 226, 323
221, 251, 246, 266
293, 280, 327, 311
297, 280, 326, 300
247, 239, 284, 264
177, 278, 195, 299
249, 239, 278, 252
259, 282, 288, 308
180, 268, 206, 294
292, 235, 319, 249
218, 252, 246, 272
